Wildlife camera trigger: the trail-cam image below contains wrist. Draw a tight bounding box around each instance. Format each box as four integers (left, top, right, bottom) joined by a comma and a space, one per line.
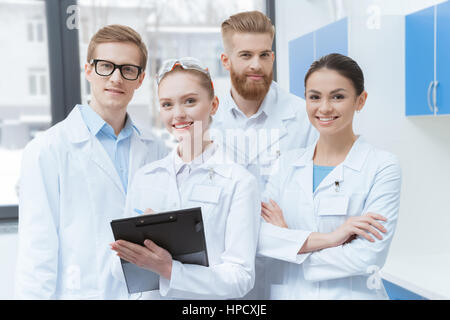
162, 260, 172, 280
325, 231, 339, 248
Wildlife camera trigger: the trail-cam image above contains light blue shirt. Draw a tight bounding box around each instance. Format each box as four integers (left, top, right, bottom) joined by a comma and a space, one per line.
79, 104, 135, 193
313, 164, 335, 192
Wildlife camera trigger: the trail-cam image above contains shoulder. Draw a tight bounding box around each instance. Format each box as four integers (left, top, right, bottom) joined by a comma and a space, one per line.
23, 120, 69, 160
278, 147, 309, 169
271, 82, 310, 124
136, 153, 171, 177
133, 124, 166, 146
361, 140, 401, 178
272, 82, 306, 111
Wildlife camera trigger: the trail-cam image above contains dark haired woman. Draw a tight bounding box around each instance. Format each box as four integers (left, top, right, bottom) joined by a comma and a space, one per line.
258, 53, 402, 299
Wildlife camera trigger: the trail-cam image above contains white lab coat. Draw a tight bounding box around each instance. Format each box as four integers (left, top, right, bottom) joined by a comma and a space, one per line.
211, 81, 318, 190
15, 106, 168, 299
258, 136, 402, 299
113, 142, 260, 299
210, 81, 318, 299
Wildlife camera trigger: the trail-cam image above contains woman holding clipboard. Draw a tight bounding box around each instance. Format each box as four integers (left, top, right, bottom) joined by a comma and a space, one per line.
110, 57, 260, 299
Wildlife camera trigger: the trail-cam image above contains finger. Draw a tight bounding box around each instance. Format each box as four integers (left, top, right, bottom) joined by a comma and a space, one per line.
355, 222, 383, 240
353, 221, 382, 239
144, 208, 155, 215
261, 211, 274, 224
261, 202, 269, 208
367, 218, 387, 233
143, 239, 159, 252
269, 199, 281, 209
261, 206, 274, 215
366, 212, 387, 222
113, 244, 138, 263
116, 251, 137, 265
116, 240, 147, 255
261, 213, 270, 223
352, 227, 375, 242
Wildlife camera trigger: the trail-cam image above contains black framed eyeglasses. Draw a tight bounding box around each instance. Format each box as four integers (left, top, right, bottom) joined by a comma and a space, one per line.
89, 59, 143, 80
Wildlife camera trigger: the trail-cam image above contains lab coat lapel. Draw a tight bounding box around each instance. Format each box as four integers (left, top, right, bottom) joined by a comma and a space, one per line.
127, 130, 151, 188
65, 106, 125, 195
291, 144, 316, 199
248, 84, 293, 163
313, 165, 344, 195
88, 138, 125, 194
313, 136, 369, 194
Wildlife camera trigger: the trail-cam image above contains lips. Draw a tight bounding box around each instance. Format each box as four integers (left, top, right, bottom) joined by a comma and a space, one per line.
247, 74, 264, 81
172, 122, 194, 130
316, 116, 339, 124
105, 88, 125, 95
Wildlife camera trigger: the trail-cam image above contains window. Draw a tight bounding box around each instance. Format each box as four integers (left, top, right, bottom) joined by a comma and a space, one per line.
77, 0, 266, 141
28, 68, 48, 96
27, 18, 45, 43
0, 0, 51, 207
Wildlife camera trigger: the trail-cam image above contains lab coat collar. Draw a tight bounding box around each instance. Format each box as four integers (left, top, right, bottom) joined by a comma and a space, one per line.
292, 135, 370, 173
214, 82, 295, 163
220, 81, 296, 121
143, 142, 233, 179
64, 105, 156, 195
65, 104, 153, 144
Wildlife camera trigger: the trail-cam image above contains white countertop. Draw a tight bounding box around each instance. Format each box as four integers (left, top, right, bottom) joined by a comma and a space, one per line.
380, 252, 450, 300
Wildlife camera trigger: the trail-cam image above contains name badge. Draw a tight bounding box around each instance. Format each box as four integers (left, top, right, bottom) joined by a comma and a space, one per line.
317, 195, 349, 216
189, 185, 222, 204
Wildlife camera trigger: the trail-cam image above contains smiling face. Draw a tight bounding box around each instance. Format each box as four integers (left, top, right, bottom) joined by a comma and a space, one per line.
158, 70, 219, 145
85, 41, 145, 115
221, 32, 274, 101
305, 68, 367, 138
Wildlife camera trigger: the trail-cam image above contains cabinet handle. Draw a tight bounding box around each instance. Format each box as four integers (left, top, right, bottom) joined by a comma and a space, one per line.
432, 81, 439, 114
427, 81, 434, 113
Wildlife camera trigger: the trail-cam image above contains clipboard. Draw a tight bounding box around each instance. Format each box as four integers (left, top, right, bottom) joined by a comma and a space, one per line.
110, 207, 209, 294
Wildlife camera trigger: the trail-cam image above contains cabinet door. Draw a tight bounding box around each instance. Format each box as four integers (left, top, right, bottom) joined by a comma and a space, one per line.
436, 0, 450, 115
315, 18, 348, 59
405, 6, 435, 116
289, 32, 314, 99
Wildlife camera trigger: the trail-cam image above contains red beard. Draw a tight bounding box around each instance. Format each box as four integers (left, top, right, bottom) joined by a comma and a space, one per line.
230, 67, 273, 101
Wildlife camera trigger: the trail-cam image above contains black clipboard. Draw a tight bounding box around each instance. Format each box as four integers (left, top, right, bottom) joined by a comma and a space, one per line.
110, 207, 209, 294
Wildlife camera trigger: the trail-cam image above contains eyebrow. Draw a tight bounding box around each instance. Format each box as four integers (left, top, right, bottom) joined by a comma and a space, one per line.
180, 92, 199, 99
307, 88, 347, 94
159, 92, 199, 101
238, 50, 272, 55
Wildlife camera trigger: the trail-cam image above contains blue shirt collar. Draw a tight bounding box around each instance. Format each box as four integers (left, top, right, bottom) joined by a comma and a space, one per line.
79, 104, 136, 139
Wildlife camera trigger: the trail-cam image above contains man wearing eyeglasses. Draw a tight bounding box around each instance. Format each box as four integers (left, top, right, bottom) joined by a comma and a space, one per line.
15, 25, 167, 300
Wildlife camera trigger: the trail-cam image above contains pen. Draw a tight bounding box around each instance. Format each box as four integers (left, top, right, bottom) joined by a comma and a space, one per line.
134, 208, 144, 215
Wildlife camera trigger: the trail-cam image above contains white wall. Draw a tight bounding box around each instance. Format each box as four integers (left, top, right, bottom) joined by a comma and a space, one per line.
275, 0, 450, 261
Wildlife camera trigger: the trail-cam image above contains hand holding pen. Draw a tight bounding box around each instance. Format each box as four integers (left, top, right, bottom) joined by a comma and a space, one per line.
133, 208, 155, 215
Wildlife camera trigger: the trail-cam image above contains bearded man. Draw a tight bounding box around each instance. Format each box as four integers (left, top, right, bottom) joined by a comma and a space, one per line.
211, 10, 318, 190
209, 10, 319, 300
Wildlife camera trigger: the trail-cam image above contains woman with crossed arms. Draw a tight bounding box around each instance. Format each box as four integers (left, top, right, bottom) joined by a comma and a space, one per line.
259, 53, 401, 299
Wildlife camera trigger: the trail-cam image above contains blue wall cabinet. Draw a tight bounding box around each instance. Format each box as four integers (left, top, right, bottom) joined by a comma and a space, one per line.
405, 1, 450, 116
382, 280, 427, 300
436, 1, 450, 115
289, 18, 348, 99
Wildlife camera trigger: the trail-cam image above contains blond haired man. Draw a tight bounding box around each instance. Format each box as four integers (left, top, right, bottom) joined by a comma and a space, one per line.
15, 25, 167, 299
212, 11, 317, 189
211, 11, 318, 299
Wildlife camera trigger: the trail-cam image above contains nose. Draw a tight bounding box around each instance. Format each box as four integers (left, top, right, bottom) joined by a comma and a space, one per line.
249, 56, 262, 71
173, 104, 186, 119
109, 67, 123, 83
318, 99, 334, 114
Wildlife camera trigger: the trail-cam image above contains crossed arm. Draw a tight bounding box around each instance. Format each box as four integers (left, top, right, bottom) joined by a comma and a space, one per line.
261, 199, 387, 254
